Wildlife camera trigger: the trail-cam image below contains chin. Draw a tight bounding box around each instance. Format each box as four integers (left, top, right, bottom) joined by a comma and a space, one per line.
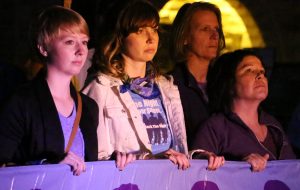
256, 93, 268, 101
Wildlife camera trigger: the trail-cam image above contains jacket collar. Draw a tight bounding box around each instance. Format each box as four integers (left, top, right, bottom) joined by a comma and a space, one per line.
225, 109, 283, 131
96, 73, 123, 87
172, 64, 206, 98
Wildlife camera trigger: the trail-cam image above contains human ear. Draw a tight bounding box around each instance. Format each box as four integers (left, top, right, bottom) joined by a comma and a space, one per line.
37, 45, 48, 57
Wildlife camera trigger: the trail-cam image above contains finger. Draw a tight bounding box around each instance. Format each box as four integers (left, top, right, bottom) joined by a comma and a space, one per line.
116, 152, 122, 170
263, 154, 269, 160
73, 159, 83, 176
183, 156, 190, 169
83, 161, 86, 172
132, 154, 136, 162
168, 154, 178, 165
176, 156, 184, 170
207, 156, 215, 170
120, 153, 128, 170
125, 153, 134, 167
72, 160, 79, 175
220, 157, 225, 168
251, 162, 258, 172
211, 157, 221, 170
76, 159, 86, 175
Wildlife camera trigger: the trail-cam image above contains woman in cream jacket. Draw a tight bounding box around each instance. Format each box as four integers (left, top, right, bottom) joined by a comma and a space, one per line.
83, 0, 224, 170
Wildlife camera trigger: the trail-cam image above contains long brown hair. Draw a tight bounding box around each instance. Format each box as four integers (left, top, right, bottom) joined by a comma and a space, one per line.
89, 0, 160, 79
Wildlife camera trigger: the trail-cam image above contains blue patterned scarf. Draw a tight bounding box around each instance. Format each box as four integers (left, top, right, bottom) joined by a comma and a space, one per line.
120, 64, 160, 99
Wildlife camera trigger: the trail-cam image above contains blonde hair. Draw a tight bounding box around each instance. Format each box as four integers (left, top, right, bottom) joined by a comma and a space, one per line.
31, 5, 89, 62
170, 2, 225, 63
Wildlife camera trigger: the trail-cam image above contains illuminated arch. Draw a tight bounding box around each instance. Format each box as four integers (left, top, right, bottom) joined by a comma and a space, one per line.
159, 0, 265, 52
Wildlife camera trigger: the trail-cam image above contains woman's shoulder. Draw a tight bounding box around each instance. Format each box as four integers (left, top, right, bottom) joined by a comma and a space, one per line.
8, 80, 41, 102
0, 81, 41, 115
203, 113, 230, 127
80, 92, 99, 114
84, 73, 122, 89
259, 110, 282, 128
156, 74, 176, 88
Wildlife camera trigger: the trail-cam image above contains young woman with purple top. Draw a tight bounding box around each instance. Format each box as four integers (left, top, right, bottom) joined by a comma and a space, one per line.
0, 6, 99, 175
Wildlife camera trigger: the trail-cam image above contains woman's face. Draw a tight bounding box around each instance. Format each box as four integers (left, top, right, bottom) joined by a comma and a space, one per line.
185, 10, 220, 62
234, 55, 268, 102
122, 26, 159, 64
43, 29, 89, 76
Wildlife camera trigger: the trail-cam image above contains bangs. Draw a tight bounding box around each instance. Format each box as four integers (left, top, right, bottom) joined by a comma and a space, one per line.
59, 22, 89, 37
121, 1, 159, 35
37, 6, 89, 46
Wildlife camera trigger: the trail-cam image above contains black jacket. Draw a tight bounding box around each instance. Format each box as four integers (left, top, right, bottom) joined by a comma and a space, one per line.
0, 74, 99, 165
170, 64, 210, 148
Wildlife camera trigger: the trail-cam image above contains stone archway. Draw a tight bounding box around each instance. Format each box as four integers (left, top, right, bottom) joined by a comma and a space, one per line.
159, 0, 265, 52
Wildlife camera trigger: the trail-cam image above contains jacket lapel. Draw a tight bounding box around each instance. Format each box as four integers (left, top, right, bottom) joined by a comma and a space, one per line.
34, 77, 65, 155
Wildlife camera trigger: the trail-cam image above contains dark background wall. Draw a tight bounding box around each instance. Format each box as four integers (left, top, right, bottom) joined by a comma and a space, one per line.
0, 0, 300, 128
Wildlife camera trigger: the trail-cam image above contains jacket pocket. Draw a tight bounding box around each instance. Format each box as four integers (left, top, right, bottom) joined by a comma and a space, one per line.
104, 107, 140, 151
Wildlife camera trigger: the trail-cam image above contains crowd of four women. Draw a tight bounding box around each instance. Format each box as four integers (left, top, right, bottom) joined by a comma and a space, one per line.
0, 0, 295, 175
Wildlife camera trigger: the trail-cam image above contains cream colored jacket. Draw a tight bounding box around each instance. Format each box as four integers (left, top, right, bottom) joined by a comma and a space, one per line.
82, 73, 188, 160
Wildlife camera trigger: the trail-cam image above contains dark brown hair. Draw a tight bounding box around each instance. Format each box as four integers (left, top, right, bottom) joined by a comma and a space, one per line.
89, 0, 160, 79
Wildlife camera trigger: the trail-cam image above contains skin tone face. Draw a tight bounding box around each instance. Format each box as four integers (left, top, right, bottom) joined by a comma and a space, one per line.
185, 10, 220, 62
44, 29, 89, 77
234, 55, 268, 103
122, 26, 159, 76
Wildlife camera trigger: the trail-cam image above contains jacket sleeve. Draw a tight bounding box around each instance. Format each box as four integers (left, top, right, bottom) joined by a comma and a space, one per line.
80, 93, 99, 161
82, 80, 112, 160
191, 118, 222, 157
0, 94, 26, 164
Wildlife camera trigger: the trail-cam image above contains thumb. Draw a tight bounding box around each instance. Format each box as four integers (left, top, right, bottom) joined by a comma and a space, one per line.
263, 154, 269, 160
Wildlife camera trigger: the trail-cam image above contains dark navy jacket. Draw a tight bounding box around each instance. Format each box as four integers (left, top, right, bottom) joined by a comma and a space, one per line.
170, 64, 210, 148
0, 74, 99, 165
192, 111, 296, 160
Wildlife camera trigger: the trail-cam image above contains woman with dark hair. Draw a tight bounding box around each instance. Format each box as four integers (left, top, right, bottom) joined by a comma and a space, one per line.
169, 2, 225, 148
83, 0, 224, 171
193, 49, 295, 172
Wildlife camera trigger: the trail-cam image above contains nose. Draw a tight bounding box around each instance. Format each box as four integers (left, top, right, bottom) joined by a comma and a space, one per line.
256, 71, 263, 80
210, 29, 219, 40
75, 42, 85, 56
146, 29, 157, 44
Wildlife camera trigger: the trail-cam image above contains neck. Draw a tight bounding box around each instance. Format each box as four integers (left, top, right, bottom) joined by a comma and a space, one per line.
46, 68, 72, 99
186, 54, 210, 83
123, 56, 147, 78
232, 99, 260, 126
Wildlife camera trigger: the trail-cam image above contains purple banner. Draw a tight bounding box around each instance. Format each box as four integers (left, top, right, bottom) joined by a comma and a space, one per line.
0, 160, 299, 190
